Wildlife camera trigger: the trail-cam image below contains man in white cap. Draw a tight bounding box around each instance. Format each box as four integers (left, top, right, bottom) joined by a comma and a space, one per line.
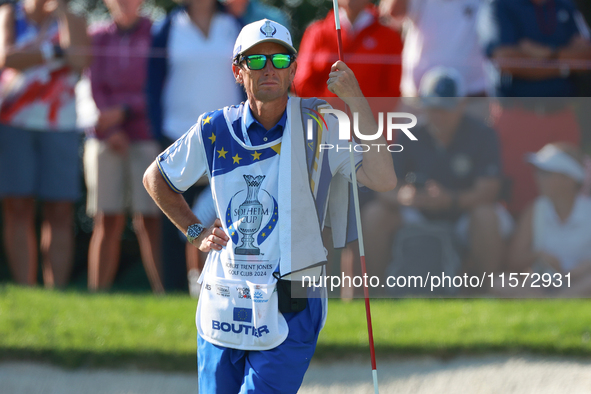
143, 19, 395, 393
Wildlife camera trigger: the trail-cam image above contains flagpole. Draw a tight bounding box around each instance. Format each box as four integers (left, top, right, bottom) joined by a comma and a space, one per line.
331, 1, 379, 393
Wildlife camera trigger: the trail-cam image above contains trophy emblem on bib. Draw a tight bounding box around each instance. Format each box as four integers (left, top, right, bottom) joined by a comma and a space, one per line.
235, 175, 265, 255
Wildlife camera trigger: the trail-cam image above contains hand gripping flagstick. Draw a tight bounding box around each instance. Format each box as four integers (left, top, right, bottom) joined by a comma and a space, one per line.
331, 1, 379, 393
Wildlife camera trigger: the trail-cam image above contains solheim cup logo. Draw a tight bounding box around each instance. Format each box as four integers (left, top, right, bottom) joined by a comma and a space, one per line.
225, 175, 279, 255
260, 21, 276, 38
235, 175, 266, 255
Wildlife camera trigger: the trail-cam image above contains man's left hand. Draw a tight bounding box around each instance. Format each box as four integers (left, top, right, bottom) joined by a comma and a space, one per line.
196, 218, 229, 253
326, 60, 364, 99
414, 180, 455, 211
106, 130, 130, 156
519, 39, 553, 59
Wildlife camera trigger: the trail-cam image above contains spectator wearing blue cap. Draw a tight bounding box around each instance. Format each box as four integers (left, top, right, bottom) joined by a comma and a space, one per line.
362, 67, 513, 282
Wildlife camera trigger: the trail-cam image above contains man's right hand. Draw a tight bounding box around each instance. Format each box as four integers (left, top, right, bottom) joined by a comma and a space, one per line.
196, 218, 229, 252
97, 107, 126, 132
106, 130, 129, 156
397, 184, 417, 206
404, 180, 455, 212
519, 39, 553, 60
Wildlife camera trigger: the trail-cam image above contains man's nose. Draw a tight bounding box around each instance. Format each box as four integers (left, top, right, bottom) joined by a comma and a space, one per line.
263, 58, 276, 74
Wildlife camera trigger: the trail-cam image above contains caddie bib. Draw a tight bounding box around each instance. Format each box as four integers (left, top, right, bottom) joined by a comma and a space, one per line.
195, 102, 287, 350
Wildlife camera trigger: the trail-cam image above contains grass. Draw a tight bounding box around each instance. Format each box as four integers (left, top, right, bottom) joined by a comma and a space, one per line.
1, 285, 590, 371
318, 299, 591, 359
0, 285, 198, 370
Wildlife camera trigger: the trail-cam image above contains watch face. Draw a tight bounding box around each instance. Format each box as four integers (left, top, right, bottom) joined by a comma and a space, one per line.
188, 224, 204, 241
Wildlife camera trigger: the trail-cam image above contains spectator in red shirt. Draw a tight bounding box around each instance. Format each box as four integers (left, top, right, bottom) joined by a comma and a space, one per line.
294, 0, 403, 98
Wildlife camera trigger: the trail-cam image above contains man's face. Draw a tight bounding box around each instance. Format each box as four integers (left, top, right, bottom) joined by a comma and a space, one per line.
338, 0, 370, 16
425, 103, 464, 136
24, 0, 50, 23
104, 0, 144, 24
224, 0, 249, 18
535, 169, 577, 199
233, 42, 296, 104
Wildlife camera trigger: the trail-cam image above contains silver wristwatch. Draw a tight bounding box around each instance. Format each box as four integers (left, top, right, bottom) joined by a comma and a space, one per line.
186, 223, 206, 244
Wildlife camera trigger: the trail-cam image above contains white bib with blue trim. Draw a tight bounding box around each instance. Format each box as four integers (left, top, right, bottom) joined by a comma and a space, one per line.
196, 103, 287, 350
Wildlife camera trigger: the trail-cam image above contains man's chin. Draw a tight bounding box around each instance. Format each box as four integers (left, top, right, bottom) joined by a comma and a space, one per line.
255, 89, 286, 103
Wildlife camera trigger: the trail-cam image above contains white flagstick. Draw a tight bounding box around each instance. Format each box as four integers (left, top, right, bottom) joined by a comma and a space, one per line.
331, 0, 379, 392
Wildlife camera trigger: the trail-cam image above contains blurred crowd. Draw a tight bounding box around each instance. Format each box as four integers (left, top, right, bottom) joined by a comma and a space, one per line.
0, 0, 590, 297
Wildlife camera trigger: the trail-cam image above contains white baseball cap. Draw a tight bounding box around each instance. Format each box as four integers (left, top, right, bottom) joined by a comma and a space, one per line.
526, 144, 585, 182
233, 19, 297, 60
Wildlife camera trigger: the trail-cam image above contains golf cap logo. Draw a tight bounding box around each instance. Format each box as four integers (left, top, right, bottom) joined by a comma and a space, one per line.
260, 20, 276, 38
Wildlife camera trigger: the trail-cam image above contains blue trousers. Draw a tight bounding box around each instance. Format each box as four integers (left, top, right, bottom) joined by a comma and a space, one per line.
197, 297, 323, 394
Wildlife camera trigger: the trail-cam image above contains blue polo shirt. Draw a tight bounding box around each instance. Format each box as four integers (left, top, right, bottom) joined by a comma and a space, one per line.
478, 0, 589, 97
235, 105, 286, 146
393, 115, 502, 221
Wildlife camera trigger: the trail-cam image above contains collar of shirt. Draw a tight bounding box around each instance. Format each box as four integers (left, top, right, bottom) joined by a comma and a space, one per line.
115, 17, 145, 36
241, 105, 287, 146
338, 8, 375, 34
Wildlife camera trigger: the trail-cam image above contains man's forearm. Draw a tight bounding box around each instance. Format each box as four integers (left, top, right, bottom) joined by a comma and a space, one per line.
492, 37, 591, 79
1, 12, 90, 71
557, 36, 591, 66
456, 178, 500, 211
492, 47, 562, 79
56, 11, 90, 70
346, 98, 397, 192
143, 161, 200, 235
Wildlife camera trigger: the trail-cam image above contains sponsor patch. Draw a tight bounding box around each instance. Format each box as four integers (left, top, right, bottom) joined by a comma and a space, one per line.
253, 289, 268, 303
237, 286, 251, 299
215, 284, 230, 297
212, 320, 270, 337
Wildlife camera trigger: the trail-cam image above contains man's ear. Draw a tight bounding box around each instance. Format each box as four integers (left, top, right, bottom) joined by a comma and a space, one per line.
232, 64, 243, 85
289, 61, 297, 85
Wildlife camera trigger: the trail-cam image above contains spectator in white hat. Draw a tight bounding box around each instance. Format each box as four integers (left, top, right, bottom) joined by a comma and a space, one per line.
504, 143, 591, 296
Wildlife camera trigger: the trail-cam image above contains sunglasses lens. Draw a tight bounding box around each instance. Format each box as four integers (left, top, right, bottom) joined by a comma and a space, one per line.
244, 54, 292, 70
271, 54, 292, 69
246, 55, 267, 70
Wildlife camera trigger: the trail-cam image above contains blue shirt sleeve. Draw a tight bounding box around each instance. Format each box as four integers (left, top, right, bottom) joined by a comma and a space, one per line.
478, 0, 519, 58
